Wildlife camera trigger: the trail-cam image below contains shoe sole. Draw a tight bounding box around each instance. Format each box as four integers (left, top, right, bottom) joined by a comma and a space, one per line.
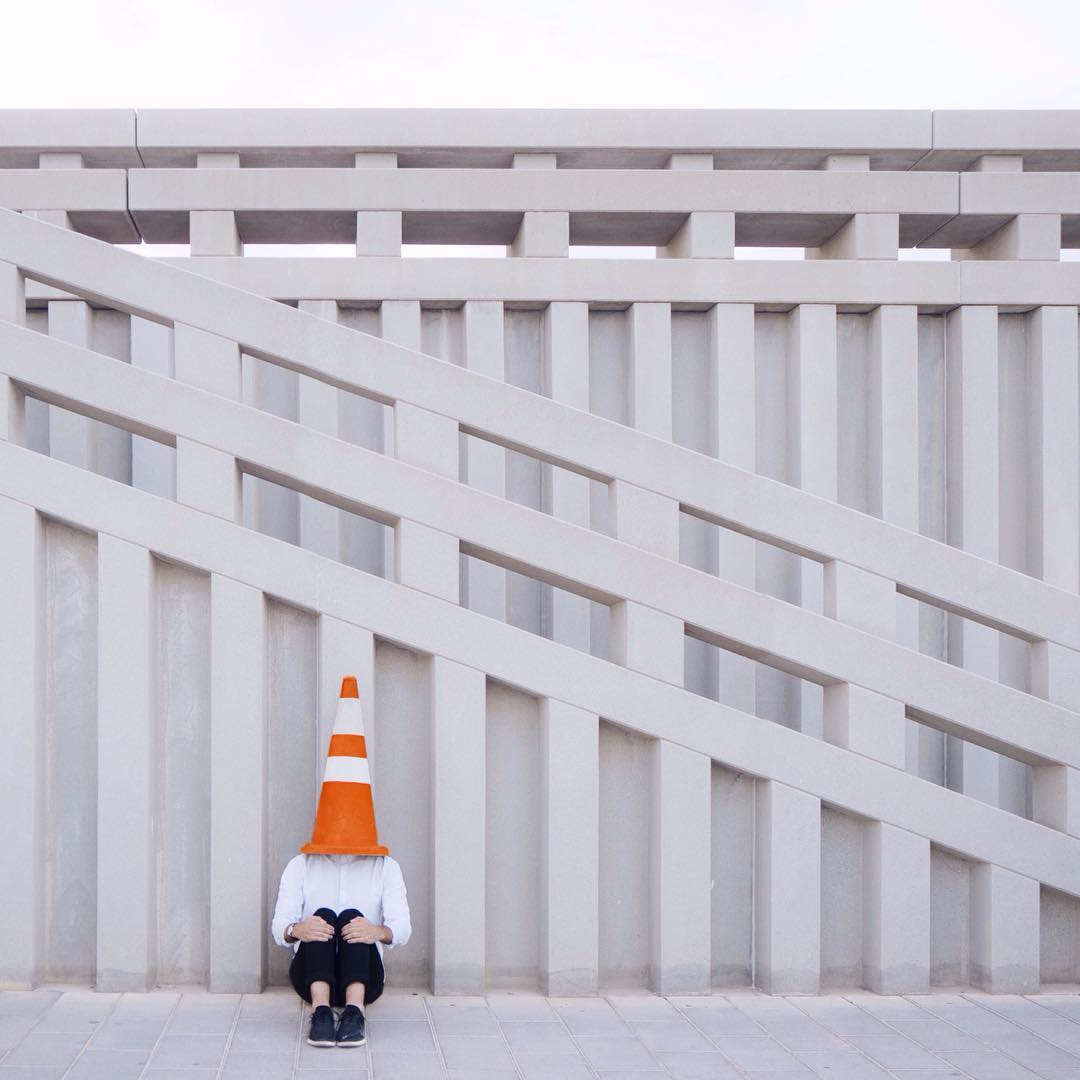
307, 1038, 337, 1047
336, 1037, 366, 1046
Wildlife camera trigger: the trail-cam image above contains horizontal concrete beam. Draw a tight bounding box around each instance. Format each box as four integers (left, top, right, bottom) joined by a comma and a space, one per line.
1, 211, 1075, 657
137, 257, 1080, 308
3, 324, 1076, 774
126, 168, 959, 246
3, 449, 1080, 900
0, 110, 139, 168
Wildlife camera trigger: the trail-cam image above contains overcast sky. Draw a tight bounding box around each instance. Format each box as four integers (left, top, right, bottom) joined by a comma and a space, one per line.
2, 0, 1078, 109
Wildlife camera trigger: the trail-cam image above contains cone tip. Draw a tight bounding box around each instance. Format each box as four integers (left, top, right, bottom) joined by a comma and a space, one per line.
340, 675, 359, 698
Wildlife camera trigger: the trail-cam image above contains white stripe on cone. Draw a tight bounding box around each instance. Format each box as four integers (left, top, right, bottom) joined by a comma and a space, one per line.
331, 697, 366, 737
322, 756, 371, 784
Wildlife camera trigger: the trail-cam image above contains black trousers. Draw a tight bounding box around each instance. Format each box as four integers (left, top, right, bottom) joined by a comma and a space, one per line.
288, 907, 385, 1008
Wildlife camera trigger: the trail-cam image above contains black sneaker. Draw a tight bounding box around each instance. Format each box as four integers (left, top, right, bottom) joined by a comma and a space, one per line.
307, 1004, 337, 1047
335, 1003, 366, 1047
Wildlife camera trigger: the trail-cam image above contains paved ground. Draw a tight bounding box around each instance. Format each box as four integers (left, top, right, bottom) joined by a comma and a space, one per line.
3, 986, 1080, 1080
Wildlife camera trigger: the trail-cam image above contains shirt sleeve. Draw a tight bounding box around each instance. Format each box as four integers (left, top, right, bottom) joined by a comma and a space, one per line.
381, 857, 412, 950
270, 855, 305, 948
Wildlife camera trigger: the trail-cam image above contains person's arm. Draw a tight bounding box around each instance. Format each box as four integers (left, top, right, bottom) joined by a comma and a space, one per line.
380, 857, 412, 949
270, 856, 305, 947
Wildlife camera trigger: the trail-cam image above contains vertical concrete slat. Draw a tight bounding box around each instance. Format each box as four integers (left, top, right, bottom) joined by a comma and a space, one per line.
1027, 306, 1079, 593
430, 655, 486, 994
788, 304, 837, 738
96, 535, 156, 991
710, 303, 757, 714
540, 698, 599, 995
862, 822, 930, 993
356, 151, 401, 256
209, 574, 267, 992
462, 301, 507, 618
754, 779, 820, 993
945, 306, 1009, 808
629, 302, 673, 442
543, 301, 591, 651
650, 739, 711, 994
870, 305, 920, 649
0, 498, 45, 986
297, 301, 343, 561
173, 323, 242, 401
971, 863, 1040, 993
46, 298, 94, 469
190, 153, 242, 256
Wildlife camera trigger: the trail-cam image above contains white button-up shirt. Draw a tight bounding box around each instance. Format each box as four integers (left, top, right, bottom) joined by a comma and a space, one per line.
270, 853, 412, 961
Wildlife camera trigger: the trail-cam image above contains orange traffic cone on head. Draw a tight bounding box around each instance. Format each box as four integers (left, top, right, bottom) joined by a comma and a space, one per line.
301, 675, 389, 856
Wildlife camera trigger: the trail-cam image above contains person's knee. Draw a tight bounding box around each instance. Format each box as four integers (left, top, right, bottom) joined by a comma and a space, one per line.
314, 907, 339, 927
337, 907, 362, 927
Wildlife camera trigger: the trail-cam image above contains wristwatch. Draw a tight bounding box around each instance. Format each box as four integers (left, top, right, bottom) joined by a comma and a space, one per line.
285, 923, 297, 942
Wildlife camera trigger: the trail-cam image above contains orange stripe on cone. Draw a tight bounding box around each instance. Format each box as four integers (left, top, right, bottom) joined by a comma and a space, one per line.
300, 674, 389, 856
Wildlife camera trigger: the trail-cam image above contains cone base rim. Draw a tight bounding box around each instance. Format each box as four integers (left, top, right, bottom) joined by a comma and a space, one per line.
300, 843, 390, 856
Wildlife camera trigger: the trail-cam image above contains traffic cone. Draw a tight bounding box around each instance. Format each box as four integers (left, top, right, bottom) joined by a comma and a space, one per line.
301, 675, 389, 855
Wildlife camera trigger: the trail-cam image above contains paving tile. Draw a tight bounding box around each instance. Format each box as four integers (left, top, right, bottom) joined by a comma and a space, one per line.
795, 1050, 893, 1080
427, 996, 488, 1009
430, 1005, 500, 1036
843, 995, 934, 1021
727, 993, 807, 1018
0, 991, 62, 1018
845, 1035, 952, 1069
1036, 998, 1080, 1023
655, 1050, 745, 1078
368, 992, 428, 1019
515, 1050, 595, 1080
965, 997, 1062, 1024
486, 993, 557, 1021
631, 1021, 715, 1052
886, 1020, 986, 1051
31, 995, 118, 1035
144, 1071, 219, 1080
0, 1066, 67, 1080
367, 1018, 436, 1052
1021, 1021, 1080, 1055
1, 1031, 90, 1068
87, 1017, 166, 1050
979, 1033, 1080, 1071
712, 1034, 805, 1069
577, 1034, 660, 1069
149, 1033, 229, 1069
501, 1020, 578, 1053
921, 1005, 1026, 1041
892, 1071, 969, 1080
792, 1001, 895, 1037
238, 991, 300, 1019
66, 1048, 150, 1079
447, 1072, 516, 1080
552, 999, 632, 1037
758, 1016, 848, 1051
587, 1071, 668, 1079
222, 1050, 298, 1078
167, 995, 241, 1034
439, 1034, 516, 1070
110, 993, 180, 1020
298, 1040, 370, 1067
607, 994, 683, 1021
369, 1051, 446, 1078
674, 1001, 765, 1036
228, 1017, 299, 1054
938, 1050, 1046, 1080
0, 1015, 39, 1051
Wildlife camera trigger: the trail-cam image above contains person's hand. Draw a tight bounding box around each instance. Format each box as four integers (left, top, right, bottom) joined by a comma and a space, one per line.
342, 915, 382, 944
291, 915, 335, 943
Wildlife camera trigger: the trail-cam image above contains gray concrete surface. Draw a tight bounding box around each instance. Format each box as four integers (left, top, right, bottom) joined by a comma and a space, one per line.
4, 986, 1080, 1080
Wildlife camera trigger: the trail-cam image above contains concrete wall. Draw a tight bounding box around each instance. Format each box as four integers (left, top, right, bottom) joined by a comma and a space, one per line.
1, 109, 1079, 996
